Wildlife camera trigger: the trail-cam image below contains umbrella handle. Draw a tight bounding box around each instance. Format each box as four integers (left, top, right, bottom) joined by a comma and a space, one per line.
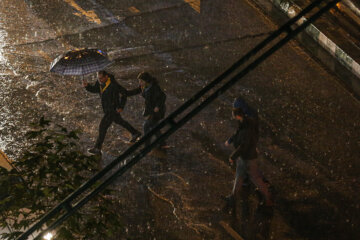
81, 75, 86, 87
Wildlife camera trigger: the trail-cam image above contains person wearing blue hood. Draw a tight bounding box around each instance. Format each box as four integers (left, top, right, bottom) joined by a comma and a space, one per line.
224, 97, 273, 211
83, 70, 141, 155
128, 72, 167, 148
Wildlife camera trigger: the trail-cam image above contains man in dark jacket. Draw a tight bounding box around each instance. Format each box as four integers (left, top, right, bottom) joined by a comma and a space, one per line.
128, 72, 167, 148
83, 70, 141, 154
224, 97, 273, 210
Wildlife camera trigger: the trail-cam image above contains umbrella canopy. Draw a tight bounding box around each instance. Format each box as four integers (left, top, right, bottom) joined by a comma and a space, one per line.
50, 48, 113, 76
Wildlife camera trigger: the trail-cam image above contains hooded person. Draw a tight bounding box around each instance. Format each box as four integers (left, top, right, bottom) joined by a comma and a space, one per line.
83, 70, 141, 155
128, 72, 167, 148
224, 97, 273, 211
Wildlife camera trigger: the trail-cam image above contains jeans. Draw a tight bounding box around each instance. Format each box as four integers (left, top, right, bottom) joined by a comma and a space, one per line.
232, 158, 272, 205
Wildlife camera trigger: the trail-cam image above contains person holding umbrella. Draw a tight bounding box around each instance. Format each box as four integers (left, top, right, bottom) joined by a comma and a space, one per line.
50, 49, 141, 154
83, 70, 141, 155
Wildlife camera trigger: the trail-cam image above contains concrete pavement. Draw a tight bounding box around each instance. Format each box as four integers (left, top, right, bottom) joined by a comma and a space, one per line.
0, 0, 359, 239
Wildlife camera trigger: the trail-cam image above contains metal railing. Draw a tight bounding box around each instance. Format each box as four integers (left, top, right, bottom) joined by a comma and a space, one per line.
17, 0, 341, 239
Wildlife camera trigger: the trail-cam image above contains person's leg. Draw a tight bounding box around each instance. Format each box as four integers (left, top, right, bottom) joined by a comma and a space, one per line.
248, 160, 273, 206
143, 118, 153, 147
223, 158, 247, 212
232, 157, 247, 198
94, 113, 113, 150
143, 117, 167, 148
154, 119, 161, 138
152, 117, 168, 147
113, 113, 141, 141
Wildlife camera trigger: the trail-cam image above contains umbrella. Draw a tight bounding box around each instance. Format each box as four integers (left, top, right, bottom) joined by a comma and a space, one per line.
50, 48, 113, 76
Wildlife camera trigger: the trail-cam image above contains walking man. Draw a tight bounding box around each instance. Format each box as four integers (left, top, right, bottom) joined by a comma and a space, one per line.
83, 70, 141, 154
224, 97, 273, 211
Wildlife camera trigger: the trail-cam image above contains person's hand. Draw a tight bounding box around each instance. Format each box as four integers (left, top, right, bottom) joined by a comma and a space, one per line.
82, 79, 88, 87
116, 108, 123, 113
154, 107, 159, 113
229, 158, 234, 165
225, 140, 230, 147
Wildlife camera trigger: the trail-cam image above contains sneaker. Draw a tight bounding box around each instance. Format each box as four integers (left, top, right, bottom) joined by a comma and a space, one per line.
130, 132, 141, 143
88, 147, 101, 155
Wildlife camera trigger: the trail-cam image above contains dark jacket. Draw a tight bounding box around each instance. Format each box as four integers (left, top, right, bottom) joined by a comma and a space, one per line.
228, 116, 259, 160
129, 83, 166, 119
85, 76, 128, 114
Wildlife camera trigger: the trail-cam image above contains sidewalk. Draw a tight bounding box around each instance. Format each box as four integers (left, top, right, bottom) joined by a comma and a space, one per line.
249, 0, 360, 99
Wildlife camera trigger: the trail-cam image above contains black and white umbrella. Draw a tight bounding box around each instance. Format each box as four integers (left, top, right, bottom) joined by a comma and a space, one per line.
50, 48, 113, 76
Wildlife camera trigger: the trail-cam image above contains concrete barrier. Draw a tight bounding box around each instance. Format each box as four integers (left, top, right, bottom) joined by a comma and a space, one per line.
248, 0, 360, 98
271, 0, 360, 80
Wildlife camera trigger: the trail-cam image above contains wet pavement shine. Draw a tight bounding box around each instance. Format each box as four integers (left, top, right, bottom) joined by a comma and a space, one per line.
0, 0, 360, 239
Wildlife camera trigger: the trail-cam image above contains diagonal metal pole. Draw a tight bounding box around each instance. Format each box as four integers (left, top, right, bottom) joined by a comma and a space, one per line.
17, 0, 340, 239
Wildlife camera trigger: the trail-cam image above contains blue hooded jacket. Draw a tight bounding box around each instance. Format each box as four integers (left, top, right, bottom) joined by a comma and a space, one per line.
228, 97, 259, 160
233, 97, 257, 118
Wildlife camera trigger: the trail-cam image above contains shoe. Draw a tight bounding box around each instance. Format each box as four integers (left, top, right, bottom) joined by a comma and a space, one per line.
160, 143, 171, 149
130, 132, 141, 143
258, 203, 274, 217
265, 196, 274, 207
222, 195, 235, 213
88, 147, 101, 155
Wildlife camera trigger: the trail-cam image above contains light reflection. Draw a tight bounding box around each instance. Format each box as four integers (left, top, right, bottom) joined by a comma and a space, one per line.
0, 21, 12, 151
0, 23, 8, 68
44, 232, 54, 240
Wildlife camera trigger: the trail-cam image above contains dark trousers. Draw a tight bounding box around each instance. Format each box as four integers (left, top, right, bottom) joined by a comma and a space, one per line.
143, 116, 165, 147
95, 112, 139, 149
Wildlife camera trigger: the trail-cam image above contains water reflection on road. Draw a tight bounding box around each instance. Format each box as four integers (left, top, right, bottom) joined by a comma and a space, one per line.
0, 21, 13, 151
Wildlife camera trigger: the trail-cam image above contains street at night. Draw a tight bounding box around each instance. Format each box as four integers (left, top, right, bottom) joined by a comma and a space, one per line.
0, 0, 359, 239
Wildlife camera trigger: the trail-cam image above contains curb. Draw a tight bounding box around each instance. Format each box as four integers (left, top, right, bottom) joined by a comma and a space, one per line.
270, 0, 360, 80
342, 0, 360, 20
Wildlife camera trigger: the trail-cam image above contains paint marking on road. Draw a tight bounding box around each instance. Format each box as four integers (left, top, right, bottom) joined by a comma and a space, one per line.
184, 0, 200, 13
87, 0, 137, 36
63, 0, 101, 24
38, 50, 52, 63
129, 6, 141, 14
73, 0, 175, 68
88, 0, 120, 24
0, 150, 13, 171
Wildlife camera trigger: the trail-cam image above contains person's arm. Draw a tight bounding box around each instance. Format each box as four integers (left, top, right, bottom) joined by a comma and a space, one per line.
226, 135, 235, 146
143, 96, 154, 117
126, 86, 142, 96
84, 80, 100, 93
229, 127, 252, 161
117, 85, 128, 110
143, 88, 155, 117
153, 85, 166, 113
230, 141, 245, 160
225, 122, 242, 146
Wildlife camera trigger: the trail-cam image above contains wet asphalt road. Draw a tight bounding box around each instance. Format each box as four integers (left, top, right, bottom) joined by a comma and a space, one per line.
0, 0, 360, 239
